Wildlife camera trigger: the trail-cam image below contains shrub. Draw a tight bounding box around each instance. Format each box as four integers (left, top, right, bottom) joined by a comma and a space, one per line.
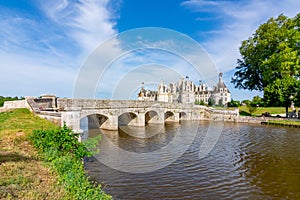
195, 100, 205, 105
30, 124, 92, 160
29, 124, 111, 199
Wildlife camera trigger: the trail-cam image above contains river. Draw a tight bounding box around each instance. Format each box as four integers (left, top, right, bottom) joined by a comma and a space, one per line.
84, 121, 300, 199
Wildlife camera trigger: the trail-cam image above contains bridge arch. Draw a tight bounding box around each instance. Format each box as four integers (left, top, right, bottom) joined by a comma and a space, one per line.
179, 111, 188, 120
118, 112, 139, 126
80, 113, 109, 130
145, 110, 161, 124
164, 111, 175, 122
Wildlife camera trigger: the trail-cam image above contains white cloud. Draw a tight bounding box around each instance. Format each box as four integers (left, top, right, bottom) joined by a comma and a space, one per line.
39, 0, 117, 53
181, 0, 300, 100
94, 47, 219, 100
0, 0, 118, 97
71, 26, 221, 99
182, 0, 300, 72
4, 0, 298, 101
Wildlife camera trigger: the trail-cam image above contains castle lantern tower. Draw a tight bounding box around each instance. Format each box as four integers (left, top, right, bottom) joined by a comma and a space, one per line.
219, 72, 223, 83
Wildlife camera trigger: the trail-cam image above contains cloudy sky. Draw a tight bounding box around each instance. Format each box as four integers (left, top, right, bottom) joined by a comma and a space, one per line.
1, 0, 300, 100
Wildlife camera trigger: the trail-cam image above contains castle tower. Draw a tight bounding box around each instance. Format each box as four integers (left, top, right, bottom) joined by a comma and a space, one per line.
210, 72, 231, 106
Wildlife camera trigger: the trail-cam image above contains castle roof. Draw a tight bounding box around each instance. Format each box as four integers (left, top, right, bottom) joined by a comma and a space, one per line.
212, 72, 230, 93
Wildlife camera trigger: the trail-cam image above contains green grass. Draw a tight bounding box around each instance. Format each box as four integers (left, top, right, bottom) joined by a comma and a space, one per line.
29, 124, 110, 200
0, 108, 56, 134
0, 108, 111, 200
267, 120, 300, 126
0, 109, 65, 199
238, 106, 289, 116
211, 106, 288, 116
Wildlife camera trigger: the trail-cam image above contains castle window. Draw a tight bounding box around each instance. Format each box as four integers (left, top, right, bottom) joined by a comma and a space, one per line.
220, 88, 223, 92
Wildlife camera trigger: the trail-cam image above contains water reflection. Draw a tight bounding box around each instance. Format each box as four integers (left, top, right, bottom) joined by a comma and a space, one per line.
84, 122, 300, 200
118, 124, 165, 139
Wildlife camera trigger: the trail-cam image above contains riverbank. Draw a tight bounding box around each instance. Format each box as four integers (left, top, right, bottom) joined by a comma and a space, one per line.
237, 115, 300, 128
0, 108, 111, 199
0, 108, 66, 199
263, 119, 300, 128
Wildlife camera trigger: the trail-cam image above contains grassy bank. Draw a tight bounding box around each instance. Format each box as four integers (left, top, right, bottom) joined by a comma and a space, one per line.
0, 108, 66, 199
213, 106, 288, 116
266, 120, 300, 127
0, 108, 111, 199
238, 106, 288, 116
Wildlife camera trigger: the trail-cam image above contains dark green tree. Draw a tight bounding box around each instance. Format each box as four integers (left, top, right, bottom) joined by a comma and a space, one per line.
232, 14, 300, 114
252, 95, 264, 107
228, 99, 240, 107
195, 100, 205, 105
208, 98, 215, 106
246, 101, 258, 116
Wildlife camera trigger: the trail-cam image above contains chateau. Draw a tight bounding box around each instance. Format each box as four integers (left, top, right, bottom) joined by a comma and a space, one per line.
138, 73, 231, 106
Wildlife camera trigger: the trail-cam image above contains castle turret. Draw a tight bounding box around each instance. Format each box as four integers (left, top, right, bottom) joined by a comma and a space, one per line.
210, 72, 230, 106
219, 72, 223, 83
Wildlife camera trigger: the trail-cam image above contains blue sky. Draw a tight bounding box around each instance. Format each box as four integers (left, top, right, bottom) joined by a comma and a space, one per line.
1, 0, 300, 100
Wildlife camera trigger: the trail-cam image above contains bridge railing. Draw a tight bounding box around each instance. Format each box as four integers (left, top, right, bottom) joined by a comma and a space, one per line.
57, 99, 197, 110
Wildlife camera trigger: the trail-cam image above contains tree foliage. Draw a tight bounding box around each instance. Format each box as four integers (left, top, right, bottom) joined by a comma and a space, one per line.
232, 14, 300, 109
252, 95, 265, 107
227, 99, 240, 107
246, 101, 258, 116
195, 100, 205, 105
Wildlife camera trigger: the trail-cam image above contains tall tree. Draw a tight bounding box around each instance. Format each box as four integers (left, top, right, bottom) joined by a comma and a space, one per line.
232, 14, 300, 114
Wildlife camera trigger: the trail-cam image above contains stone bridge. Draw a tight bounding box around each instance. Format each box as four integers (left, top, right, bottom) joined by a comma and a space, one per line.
10, 97, 239, 132
58, 99, 212, 131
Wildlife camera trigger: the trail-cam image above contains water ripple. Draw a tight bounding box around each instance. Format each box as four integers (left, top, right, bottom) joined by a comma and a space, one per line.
85, 122, 300, 200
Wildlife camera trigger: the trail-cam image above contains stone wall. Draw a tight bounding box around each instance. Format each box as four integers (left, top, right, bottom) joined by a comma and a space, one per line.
3, 100, 26, 109
26, 98, 41, 113
38, 114, 61, 126
210, 108, 239, 122
33, 98, 54, 110
237, 116, 265, 124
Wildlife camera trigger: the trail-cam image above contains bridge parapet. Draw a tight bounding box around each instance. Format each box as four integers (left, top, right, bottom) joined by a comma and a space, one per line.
57, 99, 196, 110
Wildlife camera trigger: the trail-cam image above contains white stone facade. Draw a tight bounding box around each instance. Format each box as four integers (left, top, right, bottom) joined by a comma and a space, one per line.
138, 73, 231, 106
